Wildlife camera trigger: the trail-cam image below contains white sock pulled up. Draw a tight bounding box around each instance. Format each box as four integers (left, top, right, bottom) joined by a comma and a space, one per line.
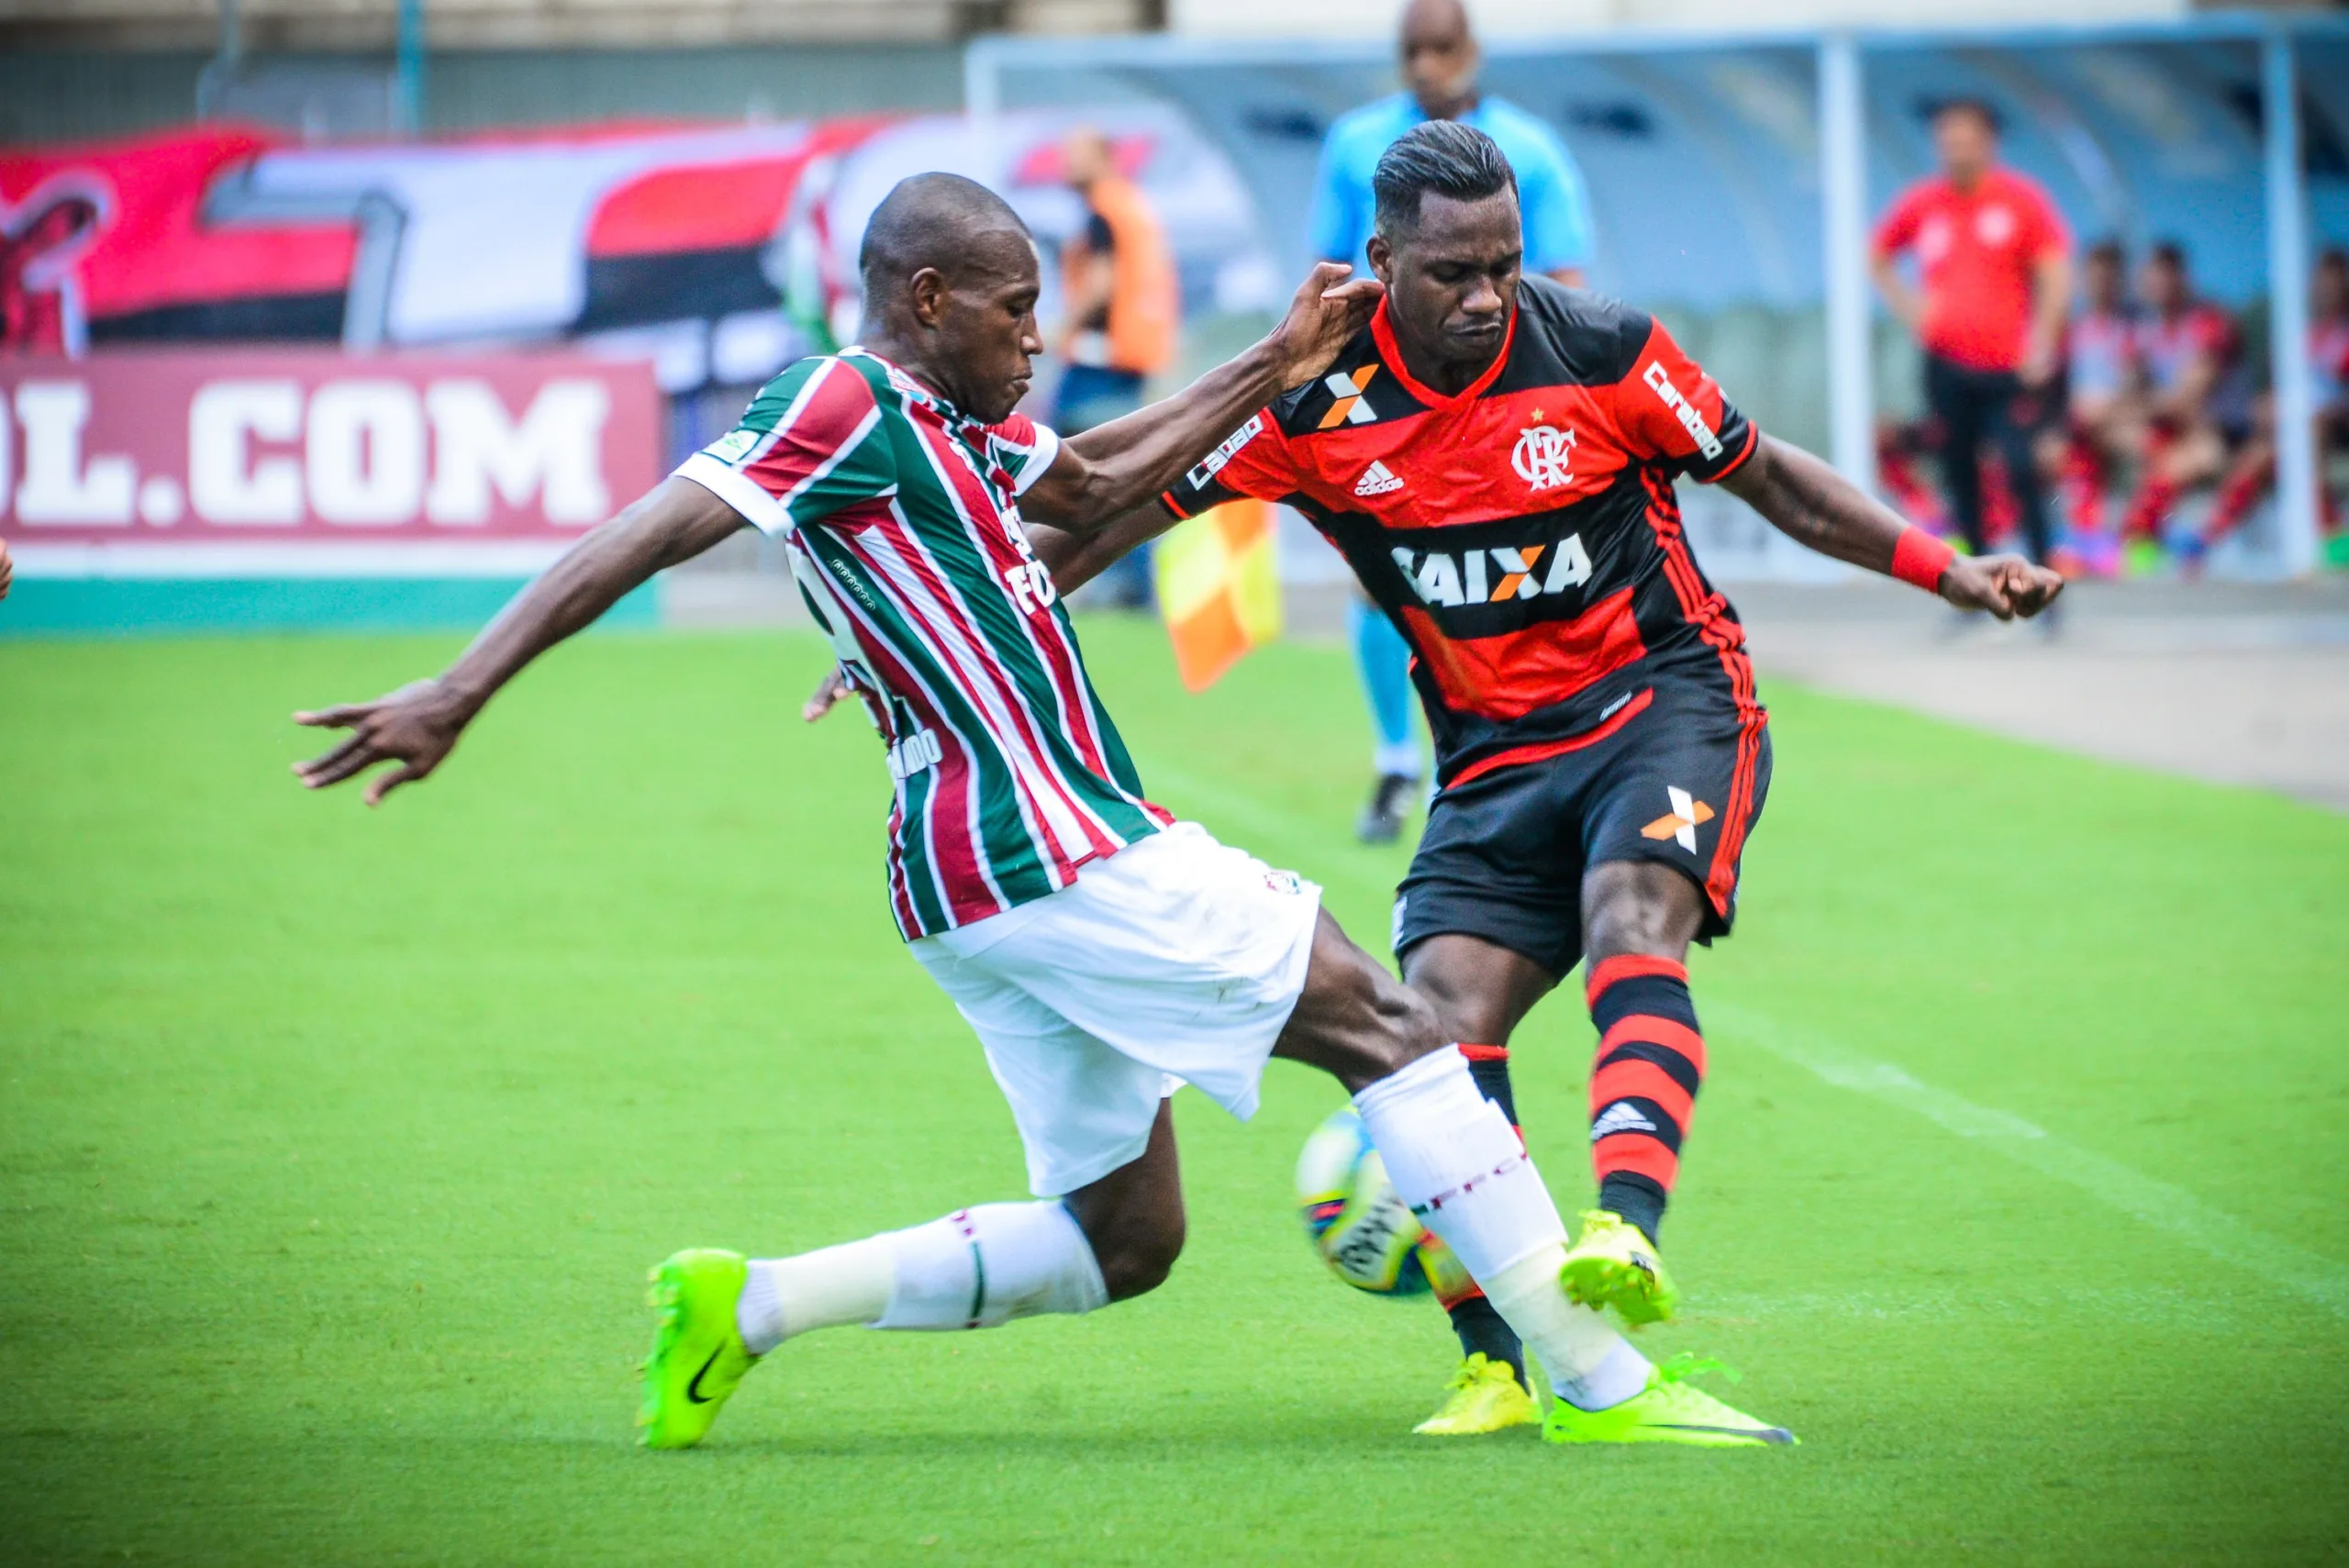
737, 1200, 1108, 1355
1354, 1046, 1649, 1407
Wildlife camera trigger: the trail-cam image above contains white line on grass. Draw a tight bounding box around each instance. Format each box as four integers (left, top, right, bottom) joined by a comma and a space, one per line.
1709, 1003, 2349, 1319
1137, 751, 2349, 1318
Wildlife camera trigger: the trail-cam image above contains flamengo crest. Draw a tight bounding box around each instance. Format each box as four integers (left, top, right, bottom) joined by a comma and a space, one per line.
1511, 423, 1576, 491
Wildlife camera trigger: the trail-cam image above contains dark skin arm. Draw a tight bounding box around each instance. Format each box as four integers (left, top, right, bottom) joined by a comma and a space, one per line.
292, 477, 742, 804
1018, 263, 1378, 535
1720, 433, 2063, 617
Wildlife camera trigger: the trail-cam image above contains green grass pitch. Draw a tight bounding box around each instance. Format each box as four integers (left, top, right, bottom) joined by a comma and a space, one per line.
3, 614, 2345, 1564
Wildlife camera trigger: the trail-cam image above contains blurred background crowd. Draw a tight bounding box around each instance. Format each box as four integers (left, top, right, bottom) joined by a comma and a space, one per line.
3, 0, 2346, 821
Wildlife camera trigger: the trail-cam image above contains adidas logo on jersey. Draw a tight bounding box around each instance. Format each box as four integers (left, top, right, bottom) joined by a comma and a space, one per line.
1353, 461, 1404, 497
1390, 535, 1592, 607
1591, 1101, 1659, 1140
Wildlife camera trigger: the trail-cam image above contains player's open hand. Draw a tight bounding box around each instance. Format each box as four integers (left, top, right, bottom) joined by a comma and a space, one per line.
291, 678, 473, 806
804, 664, 852, 722
1266, 262, 1385, 388
1940, 553, 2064, 620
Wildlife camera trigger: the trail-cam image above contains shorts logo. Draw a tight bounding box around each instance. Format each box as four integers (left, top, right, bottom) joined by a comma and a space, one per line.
1390, 535, 1592, 607
1353, 460, 1405, 497
1642, 361, 1724, 461
1510, 422, 1576, 491
1264, 869, 1304, 895
1640, 785, 1715, 851
1318, 364, 1379, 428
1186, 414, 1265, 490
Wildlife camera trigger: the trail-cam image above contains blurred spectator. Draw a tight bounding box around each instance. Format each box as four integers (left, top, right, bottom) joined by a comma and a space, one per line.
2118, 240, 2239, 555
2193, 247, 2349, 560
1308, 0, 1597, 843
1870, 98, 2070, 568
2049, 238, 2140, 574
1053, 126, 1180, 609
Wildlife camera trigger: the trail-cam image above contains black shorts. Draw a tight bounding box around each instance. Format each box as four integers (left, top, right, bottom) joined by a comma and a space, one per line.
1394, 679, 1771, 979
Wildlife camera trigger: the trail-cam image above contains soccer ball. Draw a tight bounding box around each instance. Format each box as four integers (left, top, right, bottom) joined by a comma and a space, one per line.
1293, 1107, 1432, 1296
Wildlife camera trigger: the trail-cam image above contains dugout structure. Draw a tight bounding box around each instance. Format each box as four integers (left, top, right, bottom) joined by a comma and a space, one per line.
968, 15, 2349, 580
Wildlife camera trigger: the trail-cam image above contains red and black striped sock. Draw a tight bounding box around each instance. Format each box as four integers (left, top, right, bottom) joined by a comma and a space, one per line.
1442, 1044, 1526, 1385
1584, 956, 1706, 1244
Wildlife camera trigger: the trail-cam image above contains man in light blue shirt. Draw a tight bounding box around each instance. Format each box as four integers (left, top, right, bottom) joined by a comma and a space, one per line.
1311, 0, 1597, 851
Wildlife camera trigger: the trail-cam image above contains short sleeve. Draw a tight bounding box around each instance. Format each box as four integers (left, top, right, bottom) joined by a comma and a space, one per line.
1514, 127, 1596, 274
1159, 408, 1303, 517
2021, 181, 2071, 260
1307, 125, 1364, 266
674, 356, 894, 534
985, 413, 1063, 497
1617, 316, 1757, 484
1871, 187, 1924, 258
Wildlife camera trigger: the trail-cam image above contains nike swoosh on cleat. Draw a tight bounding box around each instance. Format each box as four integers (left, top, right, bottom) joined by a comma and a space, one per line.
1653, 1423, 1796, 1444
685, 1345, 726, 1404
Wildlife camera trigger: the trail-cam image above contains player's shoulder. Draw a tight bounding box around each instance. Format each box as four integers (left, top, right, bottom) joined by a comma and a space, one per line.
1988, 165, 2059, 206
1324, 95, 1416, 159
1473, 97, 1572, 167
1498, 277, 1660, 391
1264, 324, 1382, 437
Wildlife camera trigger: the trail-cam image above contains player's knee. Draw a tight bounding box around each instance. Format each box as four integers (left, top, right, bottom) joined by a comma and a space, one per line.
1092, 1210, 1185, 1301
1583, 861, 1703, 962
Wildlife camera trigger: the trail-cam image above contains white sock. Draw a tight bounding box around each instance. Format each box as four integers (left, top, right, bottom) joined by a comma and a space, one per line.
1486, 1249, 1653, 1410
738, 1201, 1108, 1354
738, 1235, 894, 1354
1354, 1046, 1647, 1405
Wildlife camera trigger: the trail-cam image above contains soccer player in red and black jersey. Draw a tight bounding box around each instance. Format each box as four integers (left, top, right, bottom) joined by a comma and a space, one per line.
1039, 120, 2062, 1432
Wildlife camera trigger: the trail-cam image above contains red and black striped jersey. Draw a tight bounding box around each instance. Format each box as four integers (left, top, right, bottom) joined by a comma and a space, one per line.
1162, 279, 1761, 784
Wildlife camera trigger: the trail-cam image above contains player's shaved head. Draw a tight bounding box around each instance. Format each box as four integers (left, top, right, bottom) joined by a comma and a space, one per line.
859, 172, 1034, 298
853, 172, 1044, 425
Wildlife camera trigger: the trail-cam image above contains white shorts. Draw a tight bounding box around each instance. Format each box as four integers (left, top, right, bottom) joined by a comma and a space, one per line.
909, 821, 1323, 1197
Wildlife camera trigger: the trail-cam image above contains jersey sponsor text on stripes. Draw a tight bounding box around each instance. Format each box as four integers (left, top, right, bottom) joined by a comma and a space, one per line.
676, 349, 1169, 940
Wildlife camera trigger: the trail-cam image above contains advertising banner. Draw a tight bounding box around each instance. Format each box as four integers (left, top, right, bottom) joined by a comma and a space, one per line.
1, 350, 662, 576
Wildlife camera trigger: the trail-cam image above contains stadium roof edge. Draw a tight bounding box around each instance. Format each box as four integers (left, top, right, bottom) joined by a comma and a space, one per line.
963, 9, 2349, 76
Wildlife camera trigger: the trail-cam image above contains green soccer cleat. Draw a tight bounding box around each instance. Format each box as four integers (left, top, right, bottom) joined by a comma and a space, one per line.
638, 1248, 758, 1450
1412, 1352, 1542, 1436
1560, 1209, 1677, 1326
1542, 1355, 1796, 1448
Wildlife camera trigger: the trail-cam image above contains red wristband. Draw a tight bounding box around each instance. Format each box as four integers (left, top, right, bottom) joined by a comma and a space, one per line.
1890, 528, 1956, 593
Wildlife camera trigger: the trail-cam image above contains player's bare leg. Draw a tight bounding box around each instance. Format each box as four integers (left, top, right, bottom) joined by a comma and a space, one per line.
642, 1109, 1184, 1450
1270, 911, 1661, 1425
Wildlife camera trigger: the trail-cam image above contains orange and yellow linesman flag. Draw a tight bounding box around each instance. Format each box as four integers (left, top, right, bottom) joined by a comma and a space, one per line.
1153, 498, 1281, 693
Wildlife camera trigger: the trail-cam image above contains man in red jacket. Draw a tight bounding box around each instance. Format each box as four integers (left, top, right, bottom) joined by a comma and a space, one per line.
1872, 99, 2072, 569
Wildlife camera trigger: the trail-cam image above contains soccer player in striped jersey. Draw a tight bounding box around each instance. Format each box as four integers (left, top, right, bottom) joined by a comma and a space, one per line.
1040, 122, 2062, 1436
293, 172, 1798, 1451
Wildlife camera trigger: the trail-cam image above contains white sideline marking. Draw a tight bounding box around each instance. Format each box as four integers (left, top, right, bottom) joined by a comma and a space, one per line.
1709, 1004, 2349, 1319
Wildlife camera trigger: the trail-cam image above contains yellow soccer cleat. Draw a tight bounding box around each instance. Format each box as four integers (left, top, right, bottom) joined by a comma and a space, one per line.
638, 1248, 759, 1450
1542, 1355, 1796, 1448
1412, 1352, 1541, 1436
1560, 1208, 1677, 1326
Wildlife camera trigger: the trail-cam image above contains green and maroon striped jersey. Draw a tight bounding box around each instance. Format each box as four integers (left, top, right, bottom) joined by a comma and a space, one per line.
675, 349, 1168, 940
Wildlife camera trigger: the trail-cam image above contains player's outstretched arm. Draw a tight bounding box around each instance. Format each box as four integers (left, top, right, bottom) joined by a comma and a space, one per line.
292, 476, 744, 805
1019, 263, 1380, 534
1720, 433, 2063, 619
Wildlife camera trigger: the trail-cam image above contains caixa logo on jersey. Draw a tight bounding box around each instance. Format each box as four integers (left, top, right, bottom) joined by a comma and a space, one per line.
1390, 533, 1593, 608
